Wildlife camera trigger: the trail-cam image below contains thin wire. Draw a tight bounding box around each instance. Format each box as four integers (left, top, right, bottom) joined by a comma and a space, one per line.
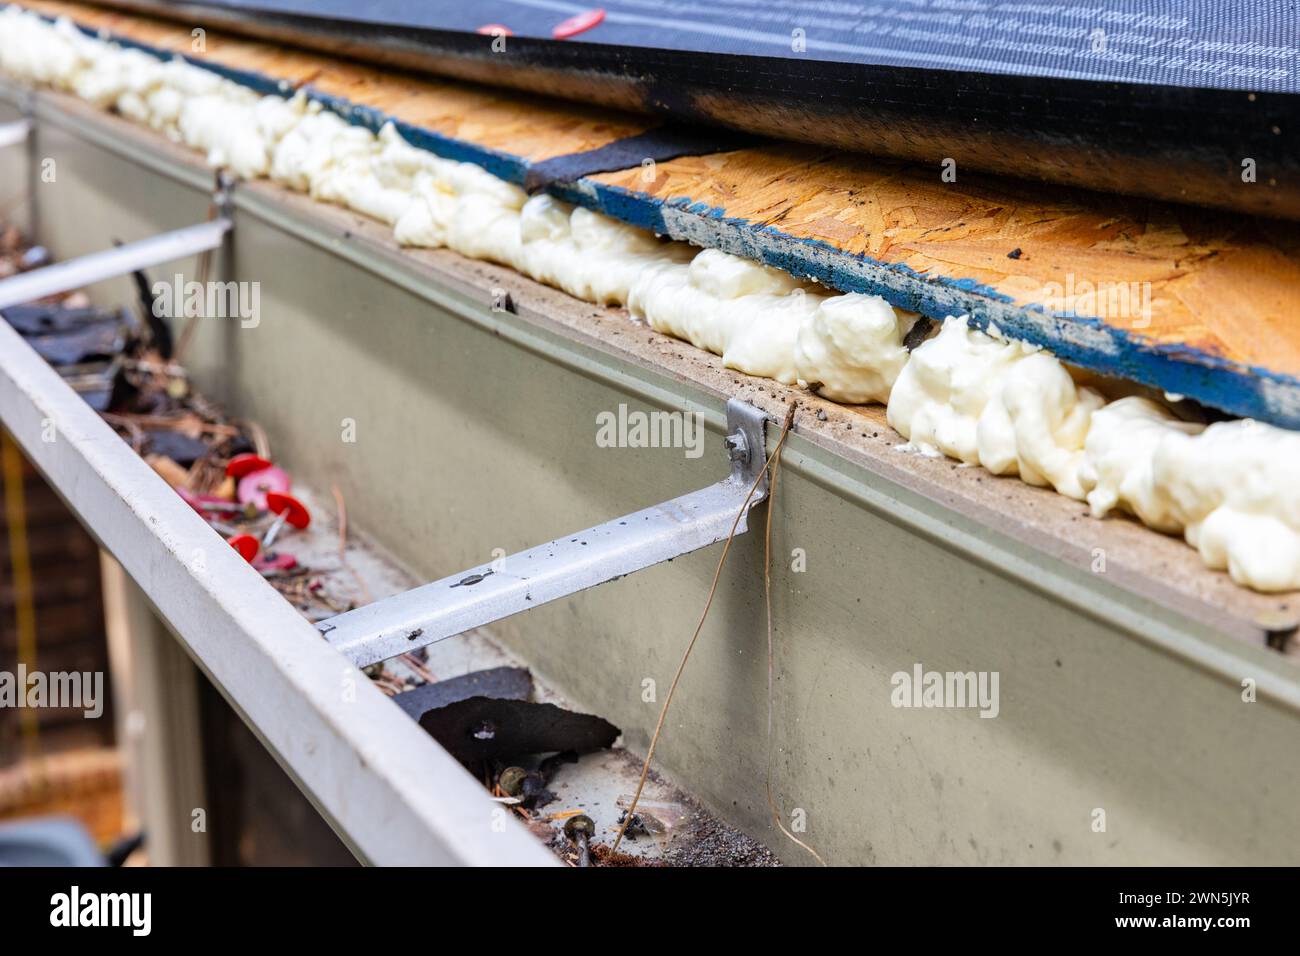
764, 406, 826, 866
331, 483, 372, 605
612, 405, 797, 853
172, 196, 219, 364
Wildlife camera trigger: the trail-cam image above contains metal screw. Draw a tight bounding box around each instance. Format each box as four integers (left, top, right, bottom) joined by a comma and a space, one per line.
563, 814, 595, 867
1255, 610, 1299, 651
260, 493, 309, 550
498, 766, 528, 797
724, 429, 748, 462
261, 509, 291, 550
213, 169, 235, 216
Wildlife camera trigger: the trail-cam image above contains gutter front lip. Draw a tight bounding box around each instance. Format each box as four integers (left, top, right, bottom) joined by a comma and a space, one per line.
0, 242, 557, 869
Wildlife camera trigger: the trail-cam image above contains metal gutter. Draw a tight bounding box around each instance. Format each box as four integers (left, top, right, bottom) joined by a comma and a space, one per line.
7, 82, 1300, 865
0, 266, 557, 868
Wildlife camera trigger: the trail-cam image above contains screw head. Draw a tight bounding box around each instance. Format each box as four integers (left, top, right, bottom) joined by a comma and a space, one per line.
563, 814, 595, 841
498, 766, 528, 796
724, 430, 748, 462
1255, 610, 1299, 649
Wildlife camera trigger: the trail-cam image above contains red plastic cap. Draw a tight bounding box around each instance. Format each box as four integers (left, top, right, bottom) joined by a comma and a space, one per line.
225, 453, 272, 478
237, 465, 291, 510
266, 491, 311, 529
553, 8, 604, 39
227, 533, 260, 562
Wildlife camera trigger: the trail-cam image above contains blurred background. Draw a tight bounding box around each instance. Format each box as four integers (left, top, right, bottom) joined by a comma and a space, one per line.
0, 427, 355, 866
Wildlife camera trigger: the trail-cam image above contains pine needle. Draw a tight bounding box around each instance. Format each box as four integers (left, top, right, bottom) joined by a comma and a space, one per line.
612, 403, 797, 852
763, 407, 826, 865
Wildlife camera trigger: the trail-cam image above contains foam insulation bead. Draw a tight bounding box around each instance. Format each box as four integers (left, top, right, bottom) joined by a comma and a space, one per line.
887, 318, 1103, 500
3, 5, 1300, 593
1079, 396, 1204, 532
1084, 400, 1300, 591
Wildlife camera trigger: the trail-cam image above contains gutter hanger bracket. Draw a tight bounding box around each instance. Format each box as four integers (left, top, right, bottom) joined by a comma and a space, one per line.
0, 171, 233, 310
319, 399, 771, 667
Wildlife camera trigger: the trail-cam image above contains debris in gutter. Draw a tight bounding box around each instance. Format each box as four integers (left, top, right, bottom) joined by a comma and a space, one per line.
662, 814, 781, 867
2, 228, 785, 868
391, 665, 532, 720
1, 298, 131, 411
615, 810, 650, 840
495, 751, 580, 810
7, 303, 129, 366
418, 697, 620, 767
590, 843, 655, 867
562, 814, 595, 867
0, 230, 354, 624
139, 425, 212, 467
615, 795, 682, 838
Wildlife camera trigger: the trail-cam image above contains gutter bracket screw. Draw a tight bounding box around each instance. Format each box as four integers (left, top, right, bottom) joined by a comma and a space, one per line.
724, 429, 748, 462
